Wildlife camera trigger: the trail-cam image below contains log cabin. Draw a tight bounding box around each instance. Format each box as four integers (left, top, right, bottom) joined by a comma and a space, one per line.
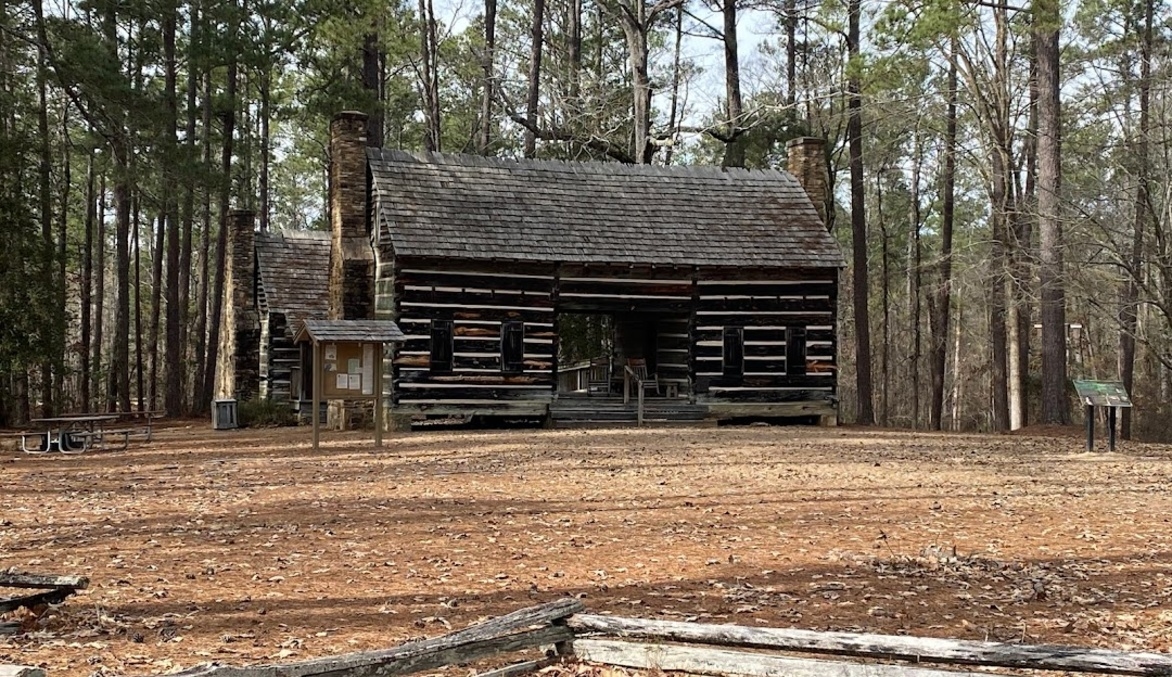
217, 111, 845, 426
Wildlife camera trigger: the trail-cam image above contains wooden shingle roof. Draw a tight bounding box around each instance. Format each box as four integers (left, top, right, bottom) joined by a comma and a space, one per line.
294, 319, 406, 344
255, 230, 330, 321
368, 149, 844, 268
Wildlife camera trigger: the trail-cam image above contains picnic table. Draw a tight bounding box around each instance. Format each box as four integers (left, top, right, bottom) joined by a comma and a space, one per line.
11, 410, 164, 454
21, 414, 119, 453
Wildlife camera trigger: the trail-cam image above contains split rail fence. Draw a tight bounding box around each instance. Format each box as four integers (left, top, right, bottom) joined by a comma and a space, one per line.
5, 599, 1172, 677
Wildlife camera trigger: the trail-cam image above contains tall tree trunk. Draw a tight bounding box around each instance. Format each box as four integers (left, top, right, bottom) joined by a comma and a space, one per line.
56, 106, 68, 408
1119, 0, 1152, 440
721, 0, 744, 168
167, 0, 189, 416
876, 173, 889, 426
908, 128, 923, 429
201, 11, 238, 412
94, 173, 107, 407
568, 0, 582, 99
34, 0, 54, 417
192, 61, 214, 408
418, 0, 442, 152
1035, 0, 1068, 425
478, 0, 497, 154
784, 0, 796, 108
104, 2, 132, 414
175, 0, 199, 407
81, 150, 95, 411
149, 211, 165, 410
259, 67, 272, 228
846, 0, 874, 424
929, 39, 957, 431
362, 32, 384, 148
108, 170, 131, 412
989, 144, 1011, 432
524, 0, 545, 158
133, 198, 145, 412
1010, 52, 1037, 431
663, 6, 683, 165
987, 2, 1012, 432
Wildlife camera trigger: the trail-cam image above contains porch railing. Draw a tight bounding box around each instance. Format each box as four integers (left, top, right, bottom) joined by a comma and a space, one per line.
623, 364, 645, 426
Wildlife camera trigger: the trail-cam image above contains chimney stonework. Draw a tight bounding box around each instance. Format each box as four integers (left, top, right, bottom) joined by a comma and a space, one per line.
786, 137, 829, 228
329, 111, 375, 320
217, 209, 261, 400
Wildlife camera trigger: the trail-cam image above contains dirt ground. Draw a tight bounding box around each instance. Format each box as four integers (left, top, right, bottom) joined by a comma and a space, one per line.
3, 423, 1172, 676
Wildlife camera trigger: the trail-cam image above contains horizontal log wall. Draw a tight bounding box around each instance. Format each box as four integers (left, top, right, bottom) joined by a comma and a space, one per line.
558, 264, 694, 314
391, 259, 557, 413
656, 317, 690, 389
379, 256, 839, 416
693, 269, 837, 406
262, 311, 299, 404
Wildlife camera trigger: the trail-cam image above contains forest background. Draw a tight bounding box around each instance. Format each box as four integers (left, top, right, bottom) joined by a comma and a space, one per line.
0, 0, 1167, 437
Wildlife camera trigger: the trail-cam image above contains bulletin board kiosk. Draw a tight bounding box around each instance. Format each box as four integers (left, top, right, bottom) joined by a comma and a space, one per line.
293, 319, 406, 451
1072, 379, 1132, 452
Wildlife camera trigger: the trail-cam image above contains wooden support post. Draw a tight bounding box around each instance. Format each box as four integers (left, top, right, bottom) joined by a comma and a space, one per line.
637, 383, 644, 426
374, 342, 384, 448
1085, 403, 1094, 451
312, 341, 322, 451
1108, 406, 1117, 452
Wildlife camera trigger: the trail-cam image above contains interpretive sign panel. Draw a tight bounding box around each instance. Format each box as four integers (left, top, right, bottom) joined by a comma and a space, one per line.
1072, 380, 1132, 408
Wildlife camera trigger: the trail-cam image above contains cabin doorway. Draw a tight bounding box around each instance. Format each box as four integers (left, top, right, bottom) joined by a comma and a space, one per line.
555, 311, 687, 397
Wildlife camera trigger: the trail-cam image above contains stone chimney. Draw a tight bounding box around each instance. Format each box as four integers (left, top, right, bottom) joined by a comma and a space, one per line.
329, 111, 375, 320
217, 209, 261, 400
786, 137, 829, 228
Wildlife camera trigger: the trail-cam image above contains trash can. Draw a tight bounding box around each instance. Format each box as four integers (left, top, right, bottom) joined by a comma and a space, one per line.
213, 399, 238, 430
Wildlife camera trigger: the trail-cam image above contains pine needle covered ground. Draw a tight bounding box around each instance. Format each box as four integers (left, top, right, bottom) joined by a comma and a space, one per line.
3, 424, 1171, 676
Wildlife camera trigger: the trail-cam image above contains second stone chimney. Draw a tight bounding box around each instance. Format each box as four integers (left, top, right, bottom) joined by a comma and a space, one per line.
217, 209, 260, 400
786, 137, 830, 228
329, 111, 375, 320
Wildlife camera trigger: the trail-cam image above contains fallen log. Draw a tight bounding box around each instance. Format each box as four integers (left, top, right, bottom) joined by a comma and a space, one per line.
568, 614, 1172, 676
0, 588, 78, 614
170, 598, 584, 677
0, 573, 89, 590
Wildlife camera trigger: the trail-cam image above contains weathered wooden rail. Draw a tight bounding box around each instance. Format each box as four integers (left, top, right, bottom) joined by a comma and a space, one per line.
166, 598, 582, 677
0, 571, 89, 614
569, 613, 1172, 677
7, 600, 1172, 677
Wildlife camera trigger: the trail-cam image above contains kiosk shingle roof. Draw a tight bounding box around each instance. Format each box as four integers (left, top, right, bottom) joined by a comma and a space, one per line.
255, 230, 330, 320
295, 319, 406, 344
368, 149, 844, 268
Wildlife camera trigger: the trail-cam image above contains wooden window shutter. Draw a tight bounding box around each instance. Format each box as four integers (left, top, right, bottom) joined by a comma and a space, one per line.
430, 319, 453, 373
786, 326, 807, 375
501, 321, 525, 373
722, 326, 744, 377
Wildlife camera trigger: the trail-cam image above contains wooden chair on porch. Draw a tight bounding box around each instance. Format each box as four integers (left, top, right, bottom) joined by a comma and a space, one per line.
587, 357, 612, 396
626, 358, 660, 397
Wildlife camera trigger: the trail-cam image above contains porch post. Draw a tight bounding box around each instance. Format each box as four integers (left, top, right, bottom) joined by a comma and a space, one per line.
312, 341, 322, 451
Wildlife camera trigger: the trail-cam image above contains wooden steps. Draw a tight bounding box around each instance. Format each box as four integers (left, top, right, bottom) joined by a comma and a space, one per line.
549, 396, 708, 426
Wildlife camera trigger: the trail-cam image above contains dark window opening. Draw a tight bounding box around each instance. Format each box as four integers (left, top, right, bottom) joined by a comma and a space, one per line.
786, 326, 807, 375
430, 319, 453, 373
502, 321, 525, 373
722, 326, 744, 377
